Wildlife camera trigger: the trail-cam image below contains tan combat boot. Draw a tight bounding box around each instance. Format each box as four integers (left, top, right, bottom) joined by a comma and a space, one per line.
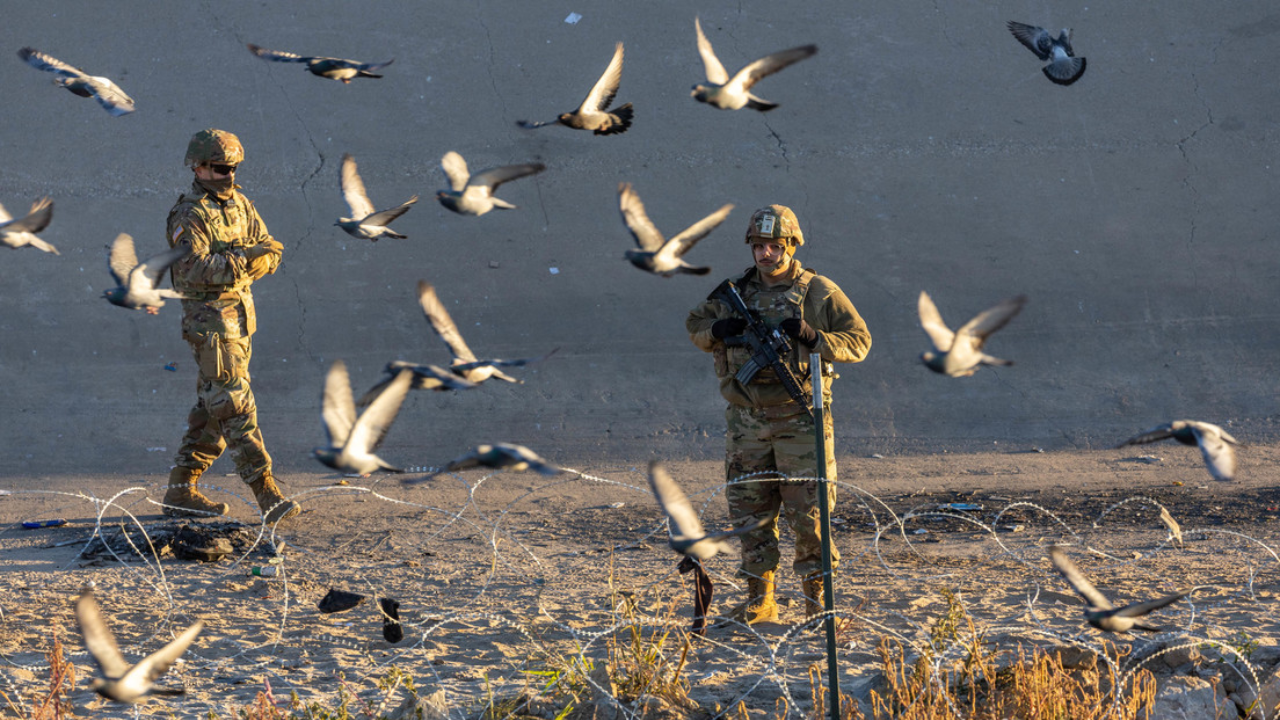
162, 467, 229, 517
802, 574, 825, 619
248, 472, 301, 524
730, 570, 779, 625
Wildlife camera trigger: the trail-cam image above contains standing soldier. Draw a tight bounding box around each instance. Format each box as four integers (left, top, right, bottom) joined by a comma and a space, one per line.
161, 128, 300, 524
686, 205, 871, 622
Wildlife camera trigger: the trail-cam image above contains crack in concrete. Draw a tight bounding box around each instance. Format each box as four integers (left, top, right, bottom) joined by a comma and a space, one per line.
1175, 63, 1217, 248
763, 120, 789, 170
932, 0, 958, 49
200, 0, 321, 361
532, 174, 550, 231
475, 5, 510, 122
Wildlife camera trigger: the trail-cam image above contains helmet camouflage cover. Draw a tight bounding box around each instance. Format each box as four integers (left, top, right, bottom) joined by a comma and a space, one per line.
184, 128, 245, 168
745, 204, 804, 246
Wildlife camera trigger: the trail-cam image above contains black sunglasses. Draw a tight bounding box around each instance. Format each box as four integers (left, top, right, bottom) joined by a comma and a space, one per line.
209, 163, 238, 175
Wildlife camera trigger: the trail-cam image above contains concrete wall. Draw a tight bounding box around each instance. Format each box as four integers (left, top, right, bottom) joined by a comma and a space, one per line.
2, 1, 1277, 477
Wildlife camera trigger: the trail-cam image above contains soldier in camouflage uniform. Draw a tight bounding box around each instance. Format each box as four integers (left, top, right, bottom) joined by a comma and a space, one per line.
686, 205, 871, 622
161, 129, 300, 524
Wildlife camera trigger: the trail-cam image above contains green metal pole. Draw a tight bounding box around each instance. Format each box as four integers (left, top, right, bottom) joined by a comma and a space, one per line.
811, 352, 840, 720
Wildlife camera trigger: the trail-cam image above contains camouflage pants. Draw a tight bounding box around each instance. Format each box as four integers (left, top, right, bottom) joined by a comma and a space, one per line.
174, 334, 271, 484
725, 402, 838, 578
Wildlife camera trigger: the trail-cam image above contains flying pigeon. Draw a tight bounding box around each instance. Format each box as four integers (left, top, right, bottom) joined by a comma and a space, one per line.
416, 281, 556, 385
102, 233, 190, 314
918, 291, 1026, 377
648, 461, 768, 560
691, 18, 817, 111
18, 47, 135, 116
356, 360, 477, 409
443, 443, 563, 476
1118, 420, 1242, 481
75, 588, 204, 703
1006, 22, 1087, 86
314, 360, 412, 476
0, 197, 57, 254
517, 42, 633, 135
1048, 546, 1187, 633
335, 154, 417, 241
618, 182, 731, 277
436, 151, 545, 217
246, 43, 392, 83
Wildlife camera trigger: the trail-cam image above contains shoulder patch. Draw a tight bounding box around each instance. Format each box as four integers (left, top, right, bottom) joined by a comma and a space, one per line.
171, 226, 185, 242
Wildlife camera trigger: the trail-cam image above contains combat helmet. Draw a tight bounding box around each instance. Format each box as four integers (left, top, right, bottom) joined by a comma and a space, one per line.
184, 128, 245, 168
745, 204, 804, 246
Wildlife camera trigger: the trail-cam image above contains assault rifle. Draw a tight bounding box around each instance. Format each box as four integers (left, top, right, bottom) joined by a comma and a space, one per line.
711, 279, 813, 414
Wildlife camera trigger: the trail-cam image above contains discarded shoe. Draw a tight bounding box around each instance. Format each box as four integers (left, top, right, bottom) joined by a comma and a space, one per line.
318, 588, 367, 614
380, 597, 403, 643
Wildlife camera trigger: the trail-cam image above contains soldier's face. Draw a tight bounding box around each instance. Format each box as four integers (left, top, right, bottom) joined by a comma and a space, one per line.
194, 163, 236, 180
753, 241, 791, 277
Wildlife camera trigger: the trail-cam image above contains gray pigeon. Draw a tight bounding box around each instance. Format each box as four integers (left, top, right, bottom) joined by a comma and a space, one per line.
417, 280, 556, 385
75, 588, 203, 703
1006, 22, 1087, 86
691, 18, 817, 112
918, 291, 1026, 377
1048, 546, 1187, 633
335, 154, 418, 241
314, 360, 412, 476
517, 42, 633, 135
618, 182, 732, 277
1118, 420, 1242, 481
18, 47, 135, 116
648, 461, 767, 560
246, 43, 392, 83
444, 443, 562, 475
436, 151, 546, 217
0, 197, 57, 254
356, 360, 477, 409
102, 233, 190, 314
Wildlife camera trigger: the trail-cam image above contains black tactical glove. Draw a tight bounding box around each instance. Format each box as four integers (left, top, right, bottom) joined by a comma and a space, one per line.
779, 317, 819, 347
711, 318, 748, 339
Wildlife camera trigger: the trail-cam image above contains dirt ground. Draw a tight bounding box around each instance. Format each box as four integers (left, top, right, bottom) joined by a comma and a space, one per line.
2, 443, 1278, 718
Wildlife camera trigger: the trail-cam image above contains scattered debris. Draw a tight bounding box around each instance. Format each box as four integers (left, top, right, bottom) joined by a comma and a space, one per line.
318, 588, 367, 614
564, 12, 582, 24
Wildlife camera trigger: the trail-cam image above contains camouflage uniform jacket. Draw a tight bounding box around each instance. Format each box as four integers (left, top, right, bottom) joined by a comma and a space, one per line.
686, 260, 871, 408
166, 181, 280, 343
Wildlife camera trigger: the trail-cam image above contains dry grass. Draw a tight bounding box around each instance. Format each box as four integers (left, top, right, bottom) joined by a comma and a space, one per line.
1, 622, 76, 720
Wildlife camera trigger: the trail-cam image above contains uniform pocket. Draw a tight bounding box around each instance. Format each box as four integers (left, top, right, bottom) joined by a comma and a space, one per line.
713, 346, 730, 378
193, 335, 231, 382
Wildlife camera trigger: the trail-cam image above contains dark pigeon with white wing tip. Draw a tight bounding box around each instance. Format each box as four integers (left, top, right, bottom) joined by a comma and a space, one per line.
1049, 546, 1188, 633
1118, 420, 1242, 481
691, 17, 817, 111
75, 588, 204, 703
314, 360, 412, 476
436, 151, 545, 217
18, 47, 135, 116
246, 43, 392, 83
102, 233, 190, 314
1006, 22, 1087, 86
335, 154, 417, 241
918, 291, 1026, 377
648, 461, 768, 560
618, 183, 732, 277
0, 197, 57, 254
518, 42, 633, 135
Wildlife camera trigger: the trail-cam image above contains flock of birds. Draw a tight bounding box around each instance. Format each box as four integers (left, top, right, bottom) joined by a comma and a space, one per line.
2, 12, 1239, 705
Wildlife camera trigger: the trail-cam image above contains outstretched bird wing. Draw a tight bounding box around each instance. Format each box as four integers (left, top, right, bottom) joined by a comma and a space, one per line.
347, 368, 412, 454
667, 203, 734, 258
7, 197, 54, 234
618, 183, 666, 252
469, 163, 545, 193
648, 461, 706, 542
440, 151, 471, 193
18, 47, 88, 80
417, 281, 477, 363
246, 43, 313, 63
917, 291, 956, 352
135, 244, 191, 292
117, 619, 204, 695
694, 17, 729, 85
578, 42, 624, 113
340, 154, 376, 219
954, 295, 1026, 346
1006, 22, 1053, 61
321, 360, 358, 449
725, 45, 818, 95
1113, 592, 1187, 619
107, 233, 138, 287
1117, 423, 1175, 448
1049, 546, 1114, 611
75, 590, 132, 680
1191, 424, 1237, 481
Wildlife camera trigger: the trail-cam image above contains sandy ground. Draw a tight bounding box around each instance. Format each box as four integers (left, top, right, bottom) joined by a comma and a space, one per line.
2, 444, 1278, 718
